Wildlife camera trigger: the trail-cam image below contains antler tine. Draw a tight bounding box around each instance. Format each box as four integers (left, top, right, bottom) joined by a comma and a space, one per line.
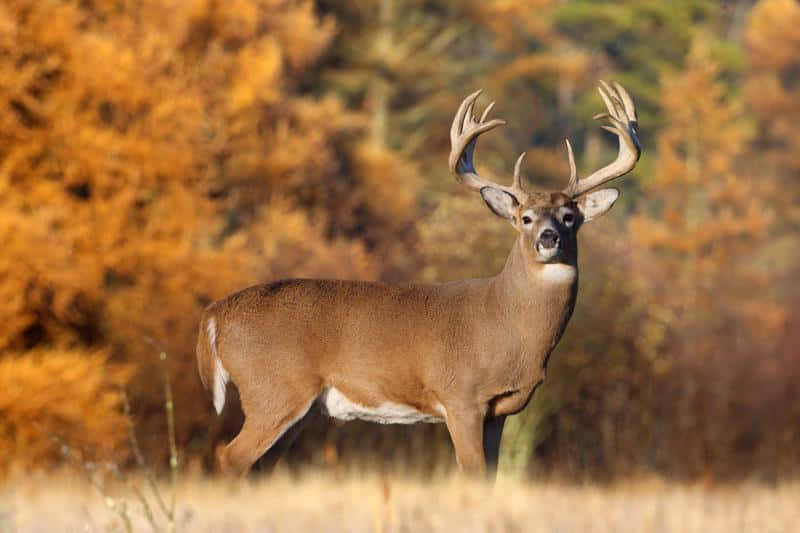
480, 101, 496, 123
450, 89, 480, 141
449, 91, 527, 199
564, 81, 641, 197
512, 152, 527, 193
612, 81, 637, 122
564, 139, 577, 191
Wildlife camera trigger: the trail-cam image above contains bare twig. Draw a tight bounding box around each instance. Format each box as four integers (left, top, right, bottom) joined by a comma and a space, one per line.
38, 336, 181, 533
160, 349, 179, 533
121, 390, 166, 532
45, 430, 134, 533
143, 336, 178, 533
132, 485, 161, 533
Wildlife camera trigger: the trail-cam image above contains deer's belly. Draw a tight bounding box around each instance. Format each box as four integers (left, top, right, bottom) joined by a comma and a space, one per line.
319, 387, 445, 424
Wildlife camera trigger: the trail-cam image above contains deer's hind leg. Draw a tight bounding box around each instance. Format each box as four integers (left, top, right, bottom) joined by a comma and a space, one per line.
254, 402, 320, 474
219, 384, 320, 477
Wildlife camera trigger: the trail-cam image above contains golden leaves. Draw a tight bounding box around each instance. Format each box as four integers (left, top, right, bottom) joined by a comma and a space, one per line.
0, 348, 133, 475
0, 0, 419, 473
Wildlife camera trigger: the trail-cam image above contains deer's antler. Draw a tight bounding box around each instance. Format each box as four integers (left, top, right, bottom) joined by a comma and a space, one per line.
449, 90, 530, 202
563, 81, 641, 197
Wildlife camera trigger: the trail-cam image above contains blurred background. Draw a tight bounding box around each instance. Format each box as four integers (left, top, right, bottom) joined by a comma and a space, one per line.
0, 0, 798, 483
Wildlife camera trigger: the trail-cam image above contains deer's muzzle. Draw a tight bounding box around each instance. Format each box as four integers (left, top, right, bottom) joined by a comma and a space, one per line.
537, 228, 559, 250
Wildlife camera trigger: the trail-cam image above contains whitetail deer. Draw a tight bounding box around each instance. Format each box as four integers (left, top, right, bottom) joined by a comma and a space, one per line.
197, 81, 640, 477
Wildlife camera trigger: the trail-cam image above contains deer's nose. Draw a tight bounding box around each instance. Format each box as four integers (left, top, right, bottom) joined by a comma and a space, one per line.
538, 229, 559, 249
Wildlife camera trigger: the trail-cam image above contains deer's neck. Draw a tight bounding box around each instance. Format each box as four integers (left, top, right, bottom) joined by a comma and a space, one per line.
487, 237, 578, 348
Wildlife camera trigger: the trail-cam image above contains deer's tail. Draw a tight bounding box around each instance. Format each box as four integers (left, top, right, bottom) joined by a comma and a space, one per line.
197, 311, 229, 415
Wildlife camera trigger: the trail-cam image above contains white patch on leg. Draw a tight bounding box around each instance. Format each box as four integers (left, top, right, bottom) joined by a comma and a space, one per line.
319, 387, 444, 424
539, 263, 577, 284
208, 317, 229, 415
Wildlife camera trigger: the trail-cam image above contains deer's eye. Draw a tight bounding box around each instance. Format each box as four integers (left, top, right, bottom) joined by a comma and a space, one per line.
522, 215, 533, 225
562, 212, 575, 226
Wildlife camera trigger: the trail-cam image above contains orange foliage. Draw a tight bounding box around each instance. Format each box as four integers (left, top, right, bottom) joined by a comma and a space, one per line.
0, 348, 133, 476
745, 0, 800, 227
628, 38, 778, 345
0, 0, 421, 471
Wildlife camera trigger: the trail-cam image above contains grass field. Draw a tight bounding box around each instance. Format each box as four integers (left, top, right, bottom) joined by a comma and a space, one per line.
1, 473, 797, 532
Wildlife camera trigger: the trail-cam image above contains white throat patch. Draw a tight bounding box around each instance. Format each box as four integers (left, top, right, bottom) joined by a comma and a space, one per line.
539, 263, 577, 284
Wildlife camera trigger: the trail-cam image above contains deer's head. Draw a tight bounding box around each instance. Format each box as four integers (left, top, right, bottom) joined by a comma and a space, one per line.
449, 82, 640, 267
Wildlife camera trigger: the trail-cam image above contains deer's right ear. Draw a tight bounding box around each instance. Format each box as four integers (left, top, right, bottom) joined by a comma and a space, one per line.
480, 186, 519, 221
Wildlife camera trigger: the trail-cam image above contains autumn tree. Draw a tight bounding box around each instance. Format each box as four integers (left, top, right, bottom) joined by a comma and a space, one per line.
528, 38, 794, 479
0, 0, 421, 471
745, 0, 800, 230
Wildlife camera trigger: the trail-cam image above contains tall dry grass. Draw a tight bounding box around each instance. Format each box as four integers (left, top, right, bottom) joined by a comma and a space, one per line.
1, 473, 797, 532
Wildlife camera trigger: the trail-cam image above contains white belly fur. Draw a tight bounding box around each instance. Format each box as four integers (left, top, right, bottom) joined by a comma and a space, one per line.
319, 387, 444, 424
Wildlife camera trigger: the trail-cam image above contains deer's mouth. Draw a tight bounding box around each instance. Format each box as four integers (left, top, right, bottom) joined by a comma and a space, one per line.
535, 244, 560, 262
535, 229, 561, 261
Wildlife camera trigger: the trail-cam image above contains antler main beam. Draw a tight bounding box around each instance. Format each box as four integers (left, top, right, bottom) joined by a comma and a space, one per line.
449, 90, 530, 202
563, 81, 641, 197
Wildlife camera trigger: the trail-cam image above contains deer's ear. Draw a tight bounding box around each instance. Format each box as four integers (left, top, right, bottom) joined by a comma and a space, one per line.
480, 186, 518, 221
576, 188, 619, 222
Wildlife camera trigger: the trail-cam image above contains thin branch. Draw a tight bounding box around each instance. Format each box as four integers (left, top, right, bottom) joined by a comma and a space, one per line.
45, 430, 133, 533
142, 335, 179, 533
123, 391, 168, 532
132, 484, 162, 533
122, 389, 170, 519
143, 335, 178, 533
161, 349, 179, 533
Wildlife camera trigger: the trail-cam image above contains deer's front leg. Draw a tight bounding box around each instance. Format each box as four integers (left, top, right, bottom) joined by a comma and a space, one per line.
445, 406, 487, 476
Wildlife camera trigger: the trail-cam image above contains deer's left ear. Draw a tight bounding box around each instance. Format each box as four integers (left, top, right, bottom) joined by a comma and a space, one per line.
576, 188, 619, 222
